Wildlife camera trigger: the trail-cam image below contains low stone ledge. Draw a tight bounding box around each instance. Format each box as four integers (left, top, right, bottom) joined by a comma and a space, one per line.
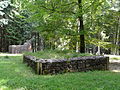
23, 55, 109, 75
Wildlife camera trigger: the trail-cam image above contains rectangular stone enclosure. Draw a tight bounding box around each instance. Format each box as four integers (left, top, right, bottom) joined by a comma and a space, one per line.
23, 55, 109, 75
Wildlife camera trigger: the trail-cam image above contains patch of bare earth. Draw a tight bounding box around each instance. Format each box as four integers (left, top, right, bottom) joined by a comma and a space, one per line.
109, 60, 120, 72
0, 54, 23, 56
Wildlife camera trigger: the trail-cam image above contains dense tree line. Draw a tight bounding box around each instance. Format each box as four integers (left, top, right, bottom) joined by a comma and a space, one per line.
0, 0, 120, 55
0, 0, 32, 46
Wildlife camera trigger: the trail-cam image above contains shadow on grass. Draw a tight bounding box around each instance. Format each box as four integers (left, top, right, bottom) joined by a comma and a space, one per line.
0, 56, 120, 90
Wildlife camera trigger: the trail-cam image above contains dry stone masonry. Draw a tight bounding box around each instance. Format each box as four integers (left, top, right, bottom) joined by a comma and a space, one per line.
23, 55, 109, 75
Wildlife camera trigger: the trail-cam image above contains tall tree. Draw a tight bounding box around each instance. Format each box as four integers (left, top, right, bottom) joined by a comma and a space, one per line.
78, 0, 85, 53
24, 0, 120, 54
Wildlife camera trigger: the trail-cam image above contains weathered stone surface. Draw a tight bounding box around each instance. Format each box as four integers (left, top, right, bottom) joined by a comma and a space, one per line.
9, 40, 32, 54
23, 55, 109, 75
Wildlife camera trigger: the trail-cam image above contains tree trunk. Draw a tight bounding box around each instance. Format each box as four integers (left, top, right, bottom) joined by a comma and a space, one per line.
78, 0, 85, 53
115, 17, 120, 55
111, 17, 120, 55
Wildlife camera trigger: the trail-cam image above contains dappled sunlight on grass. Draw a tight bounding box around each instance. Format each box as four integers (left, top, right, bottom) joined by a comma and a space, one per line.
0, 79, 9, 90
0, 56, 34, 77
0, 86, 9, 90
0, 79, 8, 85
112, 70, 120, 72
111, 57, 120, 60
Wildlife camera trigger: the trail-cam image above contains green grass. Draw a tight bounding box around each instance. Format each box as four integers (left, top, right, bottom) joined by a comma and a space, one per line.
0, 56, 120, 90
24, 50, 92, 59
110, 57, 120, 60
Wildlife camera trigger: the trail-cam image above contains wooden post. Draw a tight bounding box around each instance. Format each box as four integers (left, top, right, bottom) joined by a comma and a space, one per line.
106, 57, 109, 70
39, 63, 43, 74
37, 62, 40, 74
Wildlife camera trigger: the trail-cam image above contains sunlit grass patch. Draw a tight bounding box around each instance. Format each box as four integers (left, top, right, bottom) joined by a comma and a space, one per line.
0, 56, 120, 90
110, 57, 120, 60
24, 50, 92, 59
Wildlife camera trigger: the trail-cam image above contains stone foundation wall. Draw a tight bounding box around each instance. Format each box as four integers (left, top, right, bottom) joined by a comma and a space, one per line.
23, 55, 109, 75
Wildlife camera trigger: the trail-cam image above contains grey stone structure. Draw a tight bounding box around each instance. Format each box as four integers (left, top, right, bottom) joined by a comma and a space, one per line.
9, 40, 32, 54
23, 55, 109, 75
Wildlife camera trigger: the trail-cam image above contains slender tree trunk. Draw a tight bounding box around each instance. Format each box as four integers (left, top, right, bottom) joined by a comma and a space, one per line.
76, 41, 79, 52
115, 17, 120, 55
78, 0, 85, 53
40, 37, 44, 51
111, 31, 116, 55
111, 17, 120, 55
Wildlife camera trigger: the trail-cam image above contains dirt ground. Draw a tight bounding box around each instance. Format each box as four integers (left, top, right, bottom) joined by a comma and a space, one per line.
109, 60, 120, 72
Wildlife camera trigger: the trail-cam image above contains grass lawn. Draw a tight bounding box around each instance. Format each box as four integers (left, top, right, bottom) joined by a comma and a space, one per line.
0, 56, 120, 90
104, 55, 120, 60
24, 50, 92, 59
110, 57, 120, 60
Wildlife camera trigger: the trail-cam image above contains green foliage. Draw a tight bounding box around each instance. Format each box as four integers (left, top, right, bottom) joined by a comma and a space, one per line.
0, 0, 11, 26
24, 50, 92, 59
6, 13, 32, 45
24, 0, 120, 52
0, 56, 120, 90
0, 0, 32, 45
1, 0, 120, 54
4, 55, 9, 59
25, 0, 81, 50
